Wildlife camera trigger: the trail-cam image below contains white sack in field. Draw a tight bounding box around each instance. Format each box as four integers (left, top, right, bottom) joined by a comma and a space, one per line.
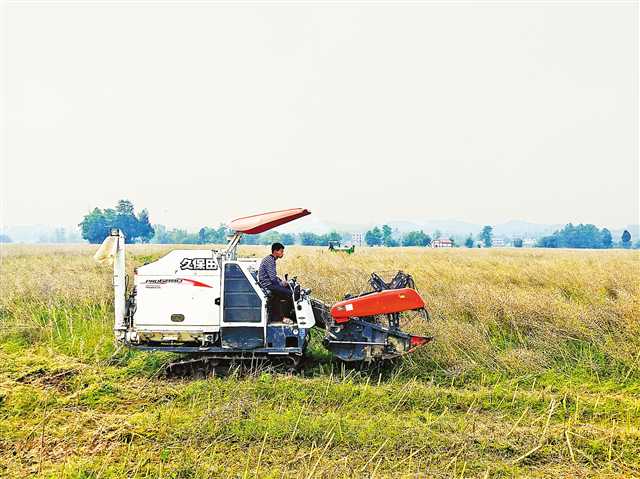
94, 236, 118, 265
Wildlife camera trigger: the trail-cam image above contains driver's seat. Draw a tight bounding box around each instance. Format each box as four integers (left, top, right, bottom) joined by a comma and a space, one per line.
250, 270, 283, 322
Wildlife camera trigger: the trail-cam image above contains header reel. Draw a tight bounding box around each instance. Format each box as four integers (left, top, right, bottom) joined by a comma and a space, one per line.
313, 271, 432, 362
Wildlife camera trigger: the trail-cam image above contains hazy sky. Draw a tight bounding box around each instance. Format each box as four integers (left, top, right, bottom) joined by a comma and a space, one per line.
2, 1, 638, 230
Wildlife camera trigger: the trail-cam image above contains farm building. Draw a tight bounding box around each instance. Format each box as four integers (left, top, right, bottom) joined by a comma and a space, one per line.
432, 238, 454, 248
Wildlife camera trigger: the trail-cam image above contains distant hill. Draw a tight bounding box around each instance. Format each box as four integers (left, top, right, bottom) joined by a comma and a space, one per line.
386, 219, 482, 236
492, 220, 562, 238
0, 225, 83, 243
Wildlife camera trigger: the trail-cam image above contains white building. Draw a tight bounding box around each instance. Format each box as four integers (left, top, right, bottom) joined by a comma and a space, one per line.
432, 238, 454, 248
351, 232, 364, 246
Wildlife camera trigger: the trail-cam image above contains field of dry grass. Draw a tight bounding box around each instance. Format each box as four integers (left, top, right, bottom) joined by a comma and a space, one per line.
1, 244, 639, 477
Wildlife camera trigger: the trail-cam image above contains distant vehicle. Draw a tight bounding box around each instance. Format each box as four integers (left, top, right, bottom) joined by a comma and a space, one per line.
328, 241, 355, 254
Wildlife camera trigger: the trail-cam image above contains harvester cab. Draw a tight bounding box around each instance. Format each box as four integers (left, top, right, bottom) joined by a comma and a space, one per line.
95, 208, 432, 374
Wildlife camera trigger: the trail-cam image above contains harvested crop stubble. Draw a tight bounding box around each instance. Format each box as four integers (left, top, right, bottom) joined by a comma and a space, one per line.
0, 244, 639, 477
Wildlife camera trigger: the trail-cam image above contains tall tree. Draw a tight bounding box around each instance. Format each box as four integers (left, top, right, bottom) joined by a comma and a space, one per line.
215, 225, 229, 244
320, 231, 342, 246
280, 233, 296, 245
402, 230, 431, 247
260, 231, 282, 246
328, 231, 342, 243
537, 235, 558, 248
622, 230, 631, 248
79, 207, 109, 244
79, 201, 154, 243
116, 199, 135, 215
152, 224, 170, 244
300, 232, 321, 246
365, 227, 383, 246
198, 227, 208, 244
464, 235, 474, 248
480, 225, 493, 247
382, 225, 392, 243
381, 225, 399, 247
537, 223, 613, 249
198, 227, 225, 244
115, 200, 138, 241
136, 209, 154, 243
241, 233, 261, 245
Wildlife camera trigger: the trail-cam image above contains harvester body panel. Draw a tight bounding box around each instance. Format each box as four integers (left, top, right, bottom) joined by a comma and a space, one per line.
126, 251, 315, 351
134, 250, 221, 339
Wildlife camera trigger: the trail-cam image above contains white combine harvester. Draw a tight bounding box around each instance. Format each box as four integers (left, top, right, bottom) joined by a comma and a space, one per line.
96, 208, 431, 375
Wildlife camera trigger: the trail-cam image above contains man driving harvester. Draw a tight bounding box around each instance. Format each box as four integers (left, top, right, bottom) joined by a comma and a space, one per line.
258, 242, 294, 324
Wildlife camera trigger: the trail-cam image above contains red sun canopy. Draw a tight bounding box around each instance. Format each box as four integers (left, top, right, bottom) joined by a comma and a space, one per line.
228, 208, 311, 235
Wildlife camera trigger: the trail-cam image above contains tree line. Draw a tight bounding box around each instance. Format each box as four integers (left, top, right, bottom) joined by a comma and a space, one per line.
362, 224, 492, 248
153, 229, 343, 246
77, 200, 636, 248
536, 224, 632, 249
364, 225, 433, 247
78, 200, 345, 246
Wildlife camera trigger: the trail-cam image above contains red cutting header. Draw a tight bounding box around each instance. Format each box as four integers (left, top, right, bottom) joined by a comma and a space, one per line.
330, 288, 426, 323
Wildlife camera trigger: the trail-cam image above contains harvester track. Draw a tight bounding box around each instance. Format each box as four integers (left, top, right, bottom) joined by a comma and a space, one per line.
163, 354, 304, 379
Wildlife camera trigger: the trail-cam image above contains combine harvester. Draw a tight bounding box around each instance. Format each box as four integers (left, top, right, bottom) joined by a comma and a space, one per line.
328, 241, 355, 254
95, 208, 432, 375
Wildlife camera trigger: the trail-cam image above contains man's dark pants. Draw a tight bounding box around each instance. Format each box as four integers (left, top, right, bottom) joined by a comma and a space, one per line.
267, 284, 293, 320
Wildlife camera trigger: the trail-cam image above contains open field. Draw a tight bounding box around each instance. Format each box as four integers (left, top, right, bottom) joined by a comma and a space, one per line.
1, 244, 639, 478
